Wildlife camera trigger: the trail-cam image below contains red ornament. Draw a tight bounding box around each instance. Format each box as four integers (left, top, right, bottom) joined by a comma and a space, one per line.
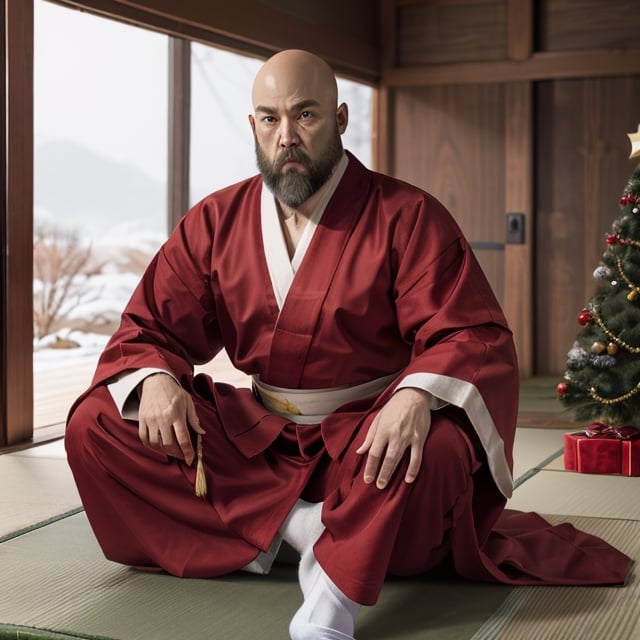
606, 233, 619, 246
577, 309, 593, 325
557, 382, 568, 396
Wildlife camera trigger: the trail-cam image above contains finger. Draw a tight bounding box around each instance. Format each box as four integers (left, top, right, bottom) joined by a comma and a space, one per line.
356, 420, 378, 455
186, 397, 205, 435
146, 423, 162, 447
362, 438, 387, 484
173, 419, 196, 466
375, 447, 401, 490
356, 433, 373, 456
404, 443, 424, 484
138, 421, 150, 446
154, 422, 189, 461
363, 451, 381, 484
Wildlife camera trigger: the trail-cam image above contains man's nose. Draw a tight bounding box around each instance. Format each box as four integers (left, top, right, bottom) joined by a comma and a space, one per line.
279, 119, 299, 147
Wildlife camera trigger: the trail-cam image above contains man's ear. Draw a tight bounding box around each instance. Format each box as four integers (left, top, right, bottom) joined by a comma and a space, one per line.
336, 103, 349, 135
248, 114, 256, 133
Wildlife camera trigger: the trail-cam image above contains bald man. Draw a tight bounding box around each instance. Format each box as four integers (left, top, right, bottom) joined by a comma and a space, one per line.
66, 50, 630, 640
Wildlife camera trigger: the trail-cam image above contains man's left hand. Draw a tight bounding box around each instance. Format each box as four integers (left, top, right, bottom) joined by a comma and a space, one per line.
356, 387, 432, 489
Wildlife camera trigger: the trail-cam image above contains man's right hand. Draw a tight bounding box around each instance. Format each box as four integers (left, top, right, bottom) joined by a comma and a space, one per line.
137, 373, 205, 466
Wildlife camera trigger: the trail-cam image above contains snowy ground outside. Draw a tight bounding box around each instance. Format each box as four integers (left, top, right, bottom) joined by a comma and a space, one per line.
32, 238, 250, 429
34, 330, 109, 372
33, 212, 162, 371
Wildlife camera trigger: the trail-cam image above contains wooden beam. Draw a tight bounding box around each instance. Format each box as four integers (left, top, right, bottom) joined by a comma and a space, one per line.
507, 0, 533, 62
167, 37, 191, 231
383, 49, 640, 87
379, 0, 397, 72
114, 0, 377, 77
2, 0, 34, 446
48, 0, 379, 83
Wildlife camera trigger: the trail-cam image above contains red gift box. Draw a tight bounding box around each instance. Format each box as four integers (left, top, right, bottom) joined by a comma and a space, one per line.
564, 422, 640, 476
622, 440, 640, 476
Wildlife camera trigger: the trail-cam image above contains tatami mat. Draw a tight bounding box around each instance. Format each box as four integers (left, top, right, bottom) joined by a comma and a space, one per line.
1, 509, 636, 639
511, 428, 565, 483
507, 468, 640, 519
0, 444, 81, 539
0, 511, 512, 640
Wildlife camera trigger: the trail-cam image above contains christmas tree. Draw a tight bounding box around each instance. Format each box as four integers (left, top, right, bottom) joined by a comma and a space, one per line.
558, 162, 640, 428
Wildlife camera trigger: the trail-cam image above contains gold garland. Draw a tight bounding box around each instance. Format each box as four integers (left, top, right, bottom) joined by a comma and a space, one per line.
616, 258, 640, 301
612, 234, 640, 249
591, 311, 640, 354
589, 232, 640, 405
590, 381, 640, 405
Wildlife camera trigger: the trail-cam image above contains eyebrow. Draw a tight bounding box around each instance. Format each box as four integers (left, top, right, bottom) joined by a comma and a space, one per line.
254, 99, 321, 115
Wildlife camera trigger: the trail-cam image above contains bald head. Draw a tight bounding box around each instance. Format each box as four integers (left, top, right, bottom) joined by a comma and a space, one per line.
252, 49, 338, 113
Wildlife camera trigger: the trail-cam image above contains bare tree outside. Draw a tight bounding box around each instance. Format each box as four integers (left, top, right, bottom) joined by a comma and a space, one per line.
33, 222, 98, 341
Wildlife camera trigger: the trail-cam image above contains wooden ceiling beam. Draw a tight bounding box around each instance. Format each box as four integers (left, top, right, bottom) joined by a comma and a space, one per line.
383, 49, 640, 87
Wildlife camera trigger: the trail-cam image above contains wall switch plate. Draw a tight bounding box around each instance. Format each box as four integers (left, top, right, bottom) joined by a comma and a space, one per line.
506, 213, 525, 244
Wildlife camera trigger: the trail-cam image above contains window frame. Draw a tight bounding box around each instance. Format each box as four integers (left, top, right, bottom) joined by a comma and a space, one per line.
2, 0, 34, 447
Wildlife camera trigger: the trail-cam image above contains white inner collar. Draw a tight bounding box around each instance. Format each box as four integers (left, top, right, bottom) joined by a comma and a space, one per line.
261, 154, 348, 309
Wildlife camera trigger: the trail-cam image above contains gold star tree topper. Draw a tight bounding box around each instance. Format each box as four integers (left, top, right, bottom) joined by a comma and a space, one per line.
629, 125, 640, 159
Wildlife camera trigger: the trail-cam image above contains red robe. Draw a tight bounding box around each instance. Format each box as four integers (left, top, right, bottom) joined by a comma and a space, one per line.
66, 152, 630, 605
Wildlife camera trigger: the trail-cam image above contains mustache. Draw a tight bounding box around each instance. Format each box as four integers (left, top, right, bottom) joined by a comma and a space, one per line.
275, 148, 311, 172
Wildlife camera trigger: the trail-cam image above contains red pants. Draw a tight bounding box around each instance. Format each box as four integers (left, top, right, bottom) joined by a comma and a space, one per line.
66, 381, 477, 605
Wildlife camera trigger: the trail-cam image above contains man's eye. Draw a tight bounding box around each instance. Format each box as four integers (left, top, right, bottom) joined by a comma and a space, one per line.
299, 111, 312, 119
263, 116, 276, 123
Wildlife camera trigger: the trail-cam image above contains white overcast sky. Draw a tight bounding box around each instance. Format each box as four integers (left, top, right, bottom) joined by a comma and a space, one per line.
34, 0, 371, 194
35, 1, 170, 181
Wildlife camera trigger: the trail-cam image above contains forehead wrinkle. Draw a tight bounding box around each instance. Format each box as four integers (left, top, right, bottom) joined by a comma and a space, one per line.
255, 99, 321, 116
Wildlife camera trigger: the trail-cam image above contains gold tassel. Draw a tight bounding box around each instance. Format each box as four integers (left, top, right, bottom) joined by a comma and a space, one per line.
195, 434, 207, 497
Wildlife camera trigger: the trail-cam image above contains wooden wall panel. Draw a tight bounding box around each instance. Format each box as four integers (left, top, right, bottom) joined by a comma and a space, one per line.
391, 83, 506, 304
397, 1, 507, 66
475, 251, 505, 307
538, 0, 640, 52
535, 77, 640, 375
504, 81, 533, 376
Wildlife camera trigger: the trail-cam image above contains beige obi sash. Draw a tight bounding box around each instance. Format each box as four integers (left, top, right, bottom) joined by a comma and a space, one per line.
252, 372, 400, 424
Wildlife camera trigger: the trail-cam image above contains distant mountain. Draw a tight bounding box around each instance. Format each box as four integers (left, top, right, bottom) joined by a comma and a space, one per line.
34, 139, 166, 241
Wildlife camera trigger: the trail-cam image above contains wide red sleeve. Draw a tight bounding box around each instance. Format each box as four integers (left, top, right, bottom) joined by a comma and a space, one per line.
390, 194, 519, 490
88, 201, 223, 390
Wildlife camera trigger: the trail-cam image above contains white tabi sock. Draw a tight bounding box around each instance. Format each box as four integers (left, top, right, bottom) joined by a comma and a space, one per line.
281, 500, 361, 639
280, 499, 326, 597
280, 499, 325, 556
241, 532, 282, 575
289, 555, 361, 640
